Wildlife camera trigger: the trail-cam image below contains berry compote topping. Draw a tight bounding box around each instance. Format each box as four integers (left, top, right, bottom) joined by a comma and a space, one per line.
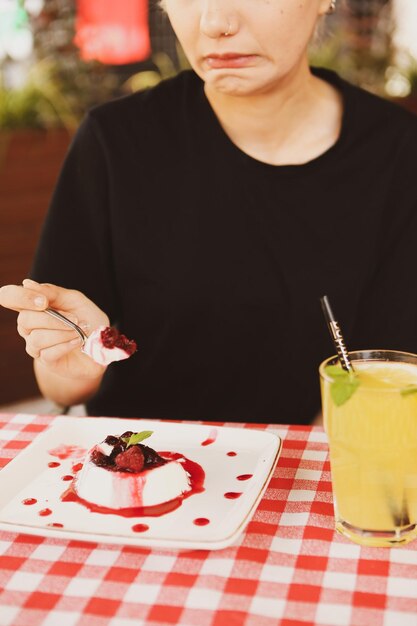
100, 327, 137, 355
90, 431, 167, 474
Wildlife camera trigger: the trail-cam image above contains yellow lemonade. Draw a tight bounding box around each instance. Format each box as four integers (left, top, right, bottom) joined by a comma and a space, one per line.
320, 351, 417, 547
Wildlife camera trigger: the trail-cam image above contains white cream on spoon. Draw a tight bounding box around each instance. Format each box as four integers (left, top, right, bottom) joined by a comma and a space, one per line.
45, 309, 137, 366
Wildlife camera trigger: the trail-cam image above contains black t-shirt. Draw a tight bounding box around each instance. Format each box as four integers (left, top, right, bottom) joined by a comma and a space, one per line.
31, 68, 417, 423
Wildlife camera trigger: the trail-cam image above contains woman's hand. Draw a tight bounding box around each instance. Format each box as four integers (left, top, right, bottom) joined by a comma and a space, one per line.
0, 279, 110, 381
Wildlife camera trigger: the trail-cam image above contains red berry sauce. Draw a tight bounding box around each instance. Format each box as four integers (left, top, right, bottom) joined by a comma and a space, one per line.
227, 451, 237, 457
201, 428, 218, 446
72, 463, 83, 473
237, 474, 253, 481
48, 523, 64, 528
62, 475, 73, 481
22, 498, 37, 505
132, 524, 149, 533
224, 492, 242, 499
48, 445, 86, 460
48, 462, 60, 468
39, 508, 52, 516
193, 518, 210, 526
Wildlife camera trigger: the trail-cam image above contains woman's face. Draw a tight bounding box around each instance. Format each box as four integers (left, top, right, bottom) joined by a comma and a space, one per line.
163, 0, 331, 96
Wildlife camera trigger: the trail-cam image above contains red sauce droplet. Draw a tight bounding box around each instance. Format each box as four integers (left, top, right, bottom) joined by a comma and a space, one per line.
237, 474, 253, 481
62, 475, 73, 481
48, 445, 86, 460
48, 523, 63, 528
224, 492, 242, 499
132, 523, 149, 533
39, 508, 52, 516
61, 452, 205, 518
227, 451, 237, 457
194, 518, 210, 526
48, 461, 60, 468
201, 428, 218, 446
22, 498, 37, 505
72, 463, 83, 473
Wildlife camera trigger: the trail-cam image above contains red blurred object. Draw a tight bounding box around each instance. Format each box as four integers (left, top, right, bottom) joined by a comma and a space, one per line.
75, 0, 150, 65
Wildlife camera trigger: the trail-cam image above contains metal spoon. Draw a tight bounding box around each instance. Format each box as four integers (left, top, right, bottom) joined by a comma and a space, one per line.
45, 308, 88, 347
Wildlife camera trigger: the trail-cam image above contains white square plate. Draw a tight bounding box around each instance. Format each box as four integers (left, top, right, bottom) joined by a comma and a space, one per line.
0, 417, 281, 550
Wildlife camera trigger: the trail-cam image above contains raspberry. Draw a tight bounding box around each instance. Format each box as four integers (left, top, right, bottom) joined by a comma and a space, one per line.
101, 327, 137, 356
115, 446, 145, 473
101, 327, 118, 348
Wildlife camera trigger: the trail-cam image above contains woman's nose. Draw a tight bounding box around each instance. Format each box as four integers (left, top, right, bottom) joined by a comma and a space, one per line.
200, 1, 238, 39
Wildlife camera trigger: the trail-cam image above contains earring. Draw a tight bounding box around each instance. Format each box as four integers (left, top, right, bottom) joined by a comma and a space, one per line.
327, 0, 336, 13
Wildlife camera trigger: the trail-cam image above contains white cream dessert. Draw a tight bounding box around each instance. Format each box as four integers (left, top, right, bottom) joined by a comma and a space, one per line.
83, 326, 137, 366
74, 431, 191, 509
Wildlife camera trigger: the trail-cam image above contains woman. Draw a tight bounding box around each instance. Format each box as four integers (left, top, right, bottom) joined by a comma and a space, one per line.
1, 0, 416, 423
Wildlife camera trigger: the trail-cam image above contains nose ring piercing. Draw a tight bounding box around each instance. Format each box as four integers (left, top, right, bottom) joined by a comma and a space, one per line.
327, 0, 336, 13
223, 23, 232, 36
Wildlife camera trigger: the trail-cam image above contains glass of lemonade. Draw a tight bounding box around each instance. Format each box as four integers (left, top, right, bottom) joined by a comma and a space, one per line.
319, 350, 417, 547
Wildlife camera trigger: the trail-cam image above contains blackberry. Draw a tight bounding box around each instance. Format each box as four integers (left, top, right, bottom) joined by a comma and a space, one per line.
104, 435, 119, 446
109, 443, 125, 462
140, 444, 167, 468
91, 448, 112, 468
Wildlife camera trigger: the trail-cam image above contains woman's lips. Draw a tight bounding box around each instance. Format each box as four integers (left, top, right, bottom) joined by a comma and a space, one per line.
204, 54, 257, 69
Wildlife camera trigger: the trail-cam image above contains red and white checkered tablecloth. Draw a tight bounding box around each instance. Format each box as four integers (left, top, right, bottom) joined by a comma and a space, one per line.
1, 412, 417, 626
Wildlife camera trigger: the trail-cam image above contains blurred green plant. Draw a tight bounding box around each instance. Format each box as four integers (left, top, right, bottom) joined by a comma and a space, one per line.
124, 45, 190, 93
310, 29, 417, 101
401, 56, 417, 96
0, 59, 79, 130
309, 25, 393, 97
0, 54, 122, 130
410, 67, 417, 95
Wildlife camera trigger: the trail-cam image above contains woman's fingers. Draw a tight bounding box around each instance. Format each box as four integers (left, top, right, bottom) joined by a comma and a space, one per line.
0, 284, 48, 312
24, 328, 81, 360
17, 310, 80, 337
0, 279, 85, 315
22, 279, 86, 313
22, 280, 102, 332
37, 337, 82, 364
3, 281, 109, 358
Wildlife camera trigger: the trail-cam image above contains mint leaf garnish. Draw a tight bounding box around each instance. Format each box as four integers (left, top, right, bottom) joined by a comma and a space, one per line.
330, 377, 360, 406
324, 365, 350, 379
121, 431, 153, 447
401, 385, 417, 397
324, 366, 360, 407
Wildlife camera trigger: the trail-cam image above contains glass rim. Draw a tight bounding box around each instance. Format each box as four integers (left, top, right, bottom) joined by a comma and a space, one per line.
319, 349, 417, 389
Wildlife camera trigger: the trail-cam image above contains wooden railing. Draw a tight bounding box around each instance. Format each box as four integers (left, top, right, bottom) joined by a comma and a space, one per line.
0, 129, 72, 405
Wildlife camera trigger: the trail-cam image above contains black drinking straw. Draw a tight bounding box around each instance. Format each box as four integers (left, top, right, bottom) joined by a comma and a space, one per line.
320, 295, 354, 372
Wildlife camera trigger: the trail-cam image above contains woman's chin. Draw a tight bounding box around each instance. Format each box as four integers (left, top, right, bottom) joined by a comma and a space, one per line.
204, 72, 268, 97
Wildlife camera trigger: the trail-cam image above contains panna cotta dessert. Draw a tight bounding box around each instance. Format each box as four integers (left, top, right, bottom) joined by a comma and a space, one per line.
74, 431, 192, 510
83, 326, 137, 366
